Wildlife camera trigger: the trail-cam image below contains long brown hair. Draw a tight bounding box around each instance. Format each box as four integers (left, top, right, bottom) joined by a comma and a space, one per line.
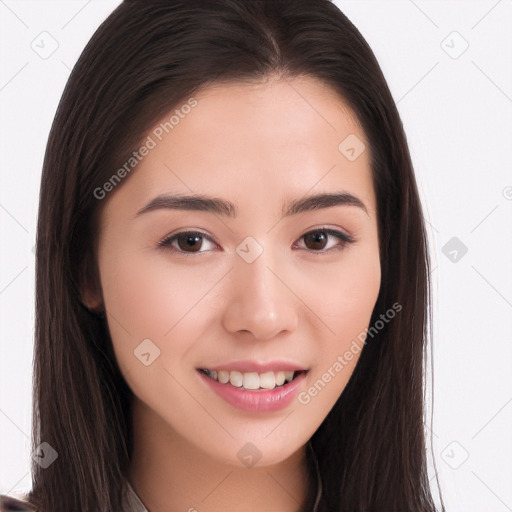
26, 0, 445, 510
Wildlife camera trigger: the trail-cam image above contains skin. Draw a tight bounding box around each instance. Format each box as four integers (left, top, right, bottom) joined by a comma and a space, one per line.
84, 74, 381, 512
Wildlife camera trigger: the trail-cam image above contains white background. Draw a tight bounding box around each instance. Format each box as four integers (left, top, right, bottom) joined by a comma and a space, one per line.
1, 1, 511, 510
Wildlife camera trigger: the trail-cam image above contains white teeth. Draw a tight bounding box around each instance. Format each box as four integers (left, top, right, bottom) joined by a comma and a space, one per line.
242, 372, 260, 390
202, 368, 300, 390
284, 371, 294, 382
230, 371, 243, 387
218, 370, 230, 383
259, 371, 276, 390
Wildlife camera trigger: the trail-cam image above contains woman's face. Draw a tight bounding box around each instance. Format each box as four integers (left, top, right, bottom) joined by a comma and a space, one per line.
91, 75, 381, 467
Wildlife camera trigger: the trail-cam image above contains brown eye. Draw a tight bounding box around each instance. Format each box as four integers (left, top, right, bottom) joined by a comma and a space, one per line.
158, 231, 217, 255
298, 228, 354, 253
176, 233, 203, 252
303, 231, 329, 250
159, 228, 354, 257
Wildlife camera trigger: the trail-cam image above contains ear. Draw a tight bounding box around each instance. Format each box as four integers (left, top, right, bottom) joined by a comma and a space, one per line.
81, 285, 103, 313
78, 250, 104, 314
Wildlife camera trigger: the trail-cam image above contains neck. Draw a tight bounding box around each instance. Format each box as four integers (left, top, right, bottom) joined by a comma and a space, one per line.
128, 398, 311, 512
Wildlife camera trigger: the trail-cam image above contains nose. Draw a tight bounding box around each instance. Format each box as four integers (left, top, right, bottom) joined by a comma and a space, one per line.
220, 247, 299, 340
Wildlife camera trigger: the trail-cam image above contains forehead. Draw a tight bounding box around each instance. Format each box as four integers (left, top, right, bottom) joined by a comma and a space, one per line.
172, 76, 365, 166
101, 75, 375, 220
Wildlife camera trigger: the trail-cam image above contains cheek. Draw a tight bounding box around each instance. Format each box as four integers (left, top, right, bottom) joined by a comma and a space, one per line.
304, 246, 381, 340
97, 248, 219, 381
300, 243, 380, 383
295, 250, 380, 415
97, 249, 226, 419
100, 249, 214, 337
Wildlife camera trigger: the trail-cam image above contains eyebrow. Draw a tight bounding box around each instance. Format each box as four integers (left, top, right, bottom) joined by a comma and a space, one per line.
135, 191, 368, 218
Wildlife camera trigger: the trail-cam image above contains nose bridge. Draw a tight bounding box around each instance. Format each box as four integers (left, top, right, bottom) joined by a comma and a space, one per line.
221, 240, 298, 339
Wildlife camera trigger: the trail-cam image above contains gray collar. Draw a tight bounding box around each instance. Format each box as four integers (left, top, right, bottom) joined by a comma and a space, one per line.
123, 481, 149, 512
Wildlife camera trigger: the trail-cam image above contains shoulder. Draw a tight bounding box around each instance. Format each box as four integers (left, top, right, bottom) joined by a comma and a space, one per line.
1, 480, 143, 511
0, 494, 38, 512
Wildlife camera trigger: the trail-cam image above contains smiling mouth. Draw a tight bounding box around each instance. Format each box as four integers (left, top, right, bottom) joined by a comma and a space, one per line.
198, 368, 307, 391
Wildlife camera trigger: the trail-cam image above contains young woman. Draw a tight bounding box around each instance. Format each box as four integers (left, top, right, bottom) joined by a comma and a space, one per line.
0, 1, 445, 510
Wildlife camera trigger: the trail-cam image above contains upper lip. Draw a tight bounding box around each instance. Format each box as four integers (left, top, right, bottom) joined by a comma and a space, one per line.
197, 360, 308, 373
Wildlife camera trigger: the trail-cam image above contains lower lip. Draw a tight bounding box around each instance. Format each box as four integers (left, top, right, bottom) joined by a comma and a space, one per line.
197, 370, 308, 413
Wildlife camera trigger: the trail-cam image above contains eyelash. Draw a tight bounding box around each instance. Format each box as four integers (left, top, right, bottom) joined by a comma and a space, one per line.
157, 227, 355, 257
